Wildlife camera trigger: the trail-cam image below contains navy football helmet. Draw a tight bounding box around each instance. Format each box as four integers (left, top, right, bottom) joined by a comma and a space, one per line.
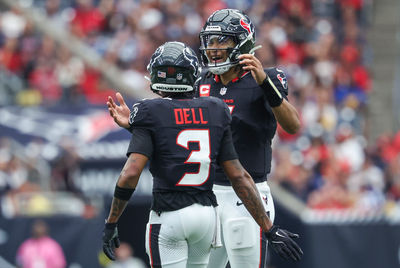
147, 41, 200, 93
199, 9, 256, 75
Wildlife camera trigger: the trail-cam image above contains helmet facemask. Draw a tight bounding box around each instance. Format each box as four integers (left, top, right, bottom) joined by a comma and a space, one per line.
199, 33, 240, 75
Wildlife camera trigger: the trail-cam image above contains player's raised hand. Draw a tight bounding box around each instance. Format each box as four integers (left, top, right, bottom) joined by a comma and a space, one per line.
238, 54, 266, 85
102, 222, 120, 261
265, 225, 303, 261
107, 92, 131, 129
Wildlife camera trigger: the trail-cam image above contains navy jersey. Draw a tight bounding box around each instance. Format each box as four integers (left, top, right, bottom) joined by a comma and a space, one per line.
196, 67, 289, 185
127, 96, 236, 211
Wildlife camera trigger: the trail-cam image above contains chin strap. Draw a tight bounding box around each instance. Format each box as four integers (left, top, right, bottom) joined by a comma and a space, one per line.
207, 45, 263, 75
207, 57, 236, 75
208, 65, 232, 75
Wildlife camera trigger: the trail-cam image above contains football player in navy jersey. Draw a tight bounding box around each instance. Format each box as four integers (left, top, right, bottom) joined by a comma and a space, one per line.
103, 41, 302, 268
197, 9, 302, 268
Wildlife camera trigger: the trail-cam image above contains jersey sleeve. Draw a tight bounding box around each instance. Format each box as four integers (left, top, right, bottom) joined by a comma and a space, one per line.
126, 128, 153, 158
265, 67, 289, 100
126, 100, 154, 158
129, 100, 152, 128
217, 127, 238, 164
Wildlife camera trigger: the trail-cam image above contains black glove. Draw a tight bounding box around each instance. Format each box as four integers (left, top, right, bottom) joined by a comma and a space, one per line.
265, 225, 303, 261
102, 222, 120, 261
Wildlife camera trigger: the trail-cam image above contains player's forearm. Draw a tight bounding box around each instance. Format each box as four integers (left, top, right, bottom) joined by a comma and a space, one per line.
106, 172, 139, 224
272, 99, 300, 134
228, 162, 273, 231
106, 197, 128, 223
106, 178, 133, 223
106, 154, 145, 223
232, 176, 273, 231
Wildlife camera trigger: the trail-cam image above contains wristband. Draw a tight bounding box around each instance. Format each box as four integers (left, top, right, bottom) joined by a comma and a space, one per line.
265, 225, 279, 239
260, 76, 283, 107
114, 185, 135, 201
105, 221, 117, 230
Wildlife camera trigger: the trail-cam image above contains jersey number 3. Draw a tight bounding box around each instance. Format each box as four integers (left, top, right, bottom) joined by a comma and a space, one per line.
176, 129, 211, 186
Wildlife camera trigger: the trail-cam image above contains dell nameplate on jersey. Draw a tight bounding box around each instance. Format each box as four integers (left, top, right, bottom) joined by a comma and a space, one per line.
174, 108, 208, 125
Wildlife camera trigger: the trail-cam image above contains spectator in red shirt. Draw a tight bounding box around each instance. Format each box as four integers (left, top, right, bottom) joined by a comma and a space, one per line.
70, 0, 105, 38
0, 38, 22, 74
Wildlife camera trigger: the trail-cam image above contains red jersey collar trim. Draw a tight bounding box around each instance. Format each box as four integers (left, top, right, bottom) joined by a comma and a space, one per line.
214, 71, 250, 83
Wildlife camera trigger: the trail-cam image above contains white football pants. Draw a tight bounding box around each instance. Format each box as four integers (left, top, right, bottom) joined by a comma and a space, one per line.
145, 203, 219, 268
207, 181, 275, 268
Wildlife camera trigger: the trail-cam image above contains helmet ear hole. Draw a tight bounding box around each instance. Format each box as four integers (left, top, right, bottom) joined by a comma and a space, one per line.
229, 48, 240, 62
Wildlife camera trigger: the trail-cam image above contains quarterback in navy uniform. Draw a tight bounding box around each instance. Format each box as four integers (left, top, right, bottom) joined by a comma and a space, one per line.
102, 42, 302, 268
197, 9, 302, 268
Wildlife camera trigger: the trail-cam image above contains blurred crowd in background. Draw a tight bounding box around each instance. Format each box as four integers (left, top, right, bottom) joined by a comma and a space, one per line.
0, 0, 399, 217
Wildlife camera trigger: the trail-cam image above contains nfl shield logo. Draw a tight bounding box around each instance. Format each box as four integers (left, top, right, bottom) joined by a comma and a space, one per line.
220, 87, 227, 95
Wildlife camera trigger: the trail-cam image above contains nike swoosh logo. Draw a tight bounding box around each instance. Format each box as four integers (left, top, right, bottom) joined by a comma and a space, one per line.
236, 201, 243, 206
276, 231, 286, 238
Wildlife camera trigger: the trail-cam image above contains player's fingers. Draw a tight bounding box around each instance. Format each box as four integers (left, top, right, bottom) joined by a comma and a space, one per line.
108, 96, 117, 109
116, 92, 126, 106
239, 58, 255, 66
282, 245, 295, 261
290, 233, 299, 239
114, 237, 120, 248
108, 108, 117, 119
286, 230, 300, 239
240, 60, 258, 69
252, 55, 262, 66
103, 243, 116, 260
238, 53, 255, 60
239, 54, 262, 66
291, 239, 303, 256
277, 247, 290, 260
288, 243, 302, 261
240, 59, 263, 71
107, 102, 116, 112
242, 65, 257, 71
272, 243, 289, 260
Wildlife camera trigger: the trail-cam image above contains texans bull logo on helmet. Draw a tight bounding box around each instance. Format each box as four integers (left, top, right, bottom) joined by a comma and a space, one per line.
277, 73, 288, 89
240, 19, 251, 34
